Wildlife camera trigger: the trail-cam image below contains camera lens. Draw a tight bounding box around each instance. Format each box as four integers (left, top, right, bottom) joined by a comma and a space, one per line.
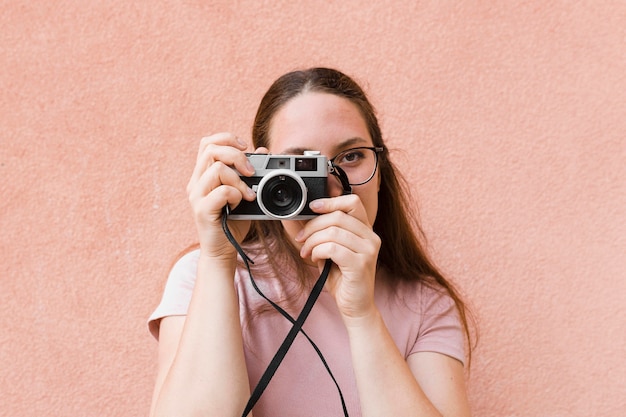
270, 183, 294, 207
262, 176, 302, 215
257, 171, 307, 219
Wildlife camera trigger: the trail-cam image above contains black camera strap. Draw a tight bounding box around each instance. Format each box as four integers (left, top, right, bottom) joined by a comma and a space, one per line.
223, 164, 352, 417
222, 214, 346, 417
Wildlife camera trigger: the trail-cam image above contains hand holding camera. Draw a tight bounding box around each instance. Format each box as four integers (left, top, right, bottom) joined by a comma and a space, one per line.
186, 133, 265, 257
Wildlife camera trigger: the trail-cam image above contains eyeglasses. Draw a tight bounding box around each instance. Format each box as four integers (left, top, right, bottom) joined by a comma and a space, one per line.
328, 146, 384, 186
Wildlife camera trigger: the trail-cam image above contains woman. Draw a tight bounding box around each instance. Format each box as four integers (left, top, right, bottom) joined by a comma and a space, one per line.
149, 67, 472, 417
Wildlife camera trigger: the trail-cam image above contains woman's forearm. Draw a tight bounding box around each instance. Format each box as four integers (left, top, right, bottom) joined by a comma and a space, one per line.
346, 310, 442, 417
154, 255, 250, 417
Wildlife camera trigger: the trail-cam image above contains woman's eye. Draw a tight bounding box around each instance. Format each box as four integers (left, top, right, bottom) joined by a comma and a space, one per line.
340, 151, 364, 164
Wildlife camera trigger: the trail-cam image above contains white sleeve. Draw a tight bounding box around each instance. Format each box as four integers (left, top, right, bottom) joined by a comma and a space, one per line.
147, 250, 200, 339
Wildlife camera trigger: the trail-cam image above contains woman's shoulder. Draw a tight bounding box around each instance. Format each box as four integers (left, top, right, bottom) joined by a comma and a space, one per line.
148, 249, 201, 338
375, 267, 452, 309
375, 267, 465, 363
171, 248, 201, 277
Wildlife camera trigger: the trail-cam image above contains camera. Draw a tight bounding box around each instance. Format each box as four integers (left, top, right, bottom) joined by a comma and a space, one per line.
228, 151, 329, 220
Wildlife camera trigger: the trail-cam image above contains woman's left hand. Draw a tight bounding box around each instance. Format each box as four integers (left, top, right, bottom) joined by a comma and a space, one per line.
295, 194, 381, 322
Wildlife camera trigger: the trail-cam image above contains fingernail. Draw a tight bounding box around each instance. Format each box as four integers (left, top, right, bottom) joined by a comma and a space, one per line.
295, 229, 304, 241
246, 161, 255, 173
310, 200, 323, 210
237, 137, 247, 148
246, 187, 256, 198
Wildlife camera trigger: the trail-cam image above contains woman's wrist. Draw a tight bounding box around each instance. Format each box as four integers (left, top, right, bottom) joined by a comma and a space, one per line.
197, 249, 239, 271
341, 304, 382, 331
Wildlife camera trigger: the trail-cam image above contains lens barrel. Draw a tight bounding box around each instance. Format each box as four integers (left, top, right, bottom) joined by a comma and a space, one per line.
256, 170, 307, 219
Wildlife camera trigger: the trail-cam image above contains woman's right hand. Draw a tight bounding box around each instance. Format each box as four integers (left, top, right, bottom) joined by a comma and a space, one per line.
186, 132, 264, 260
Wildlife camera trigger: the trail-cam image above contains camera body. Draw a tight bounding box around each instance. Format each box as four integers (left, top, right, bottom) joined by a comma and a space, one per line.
229, 152, 329, 220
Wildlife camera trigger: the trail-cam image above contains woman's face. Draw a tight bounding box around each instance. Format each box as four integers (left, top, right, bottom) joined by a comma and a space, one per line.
267, 91, 380, 244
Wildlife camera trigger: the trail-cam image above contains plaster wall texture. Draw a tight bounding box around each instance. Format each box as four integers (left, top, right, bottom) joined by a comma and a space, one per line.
1, 1, 624, 416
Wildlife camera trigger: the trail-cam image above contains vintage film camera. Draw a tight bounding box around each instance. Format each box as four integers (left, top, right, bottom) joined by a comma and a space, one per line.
228, 151, 329, 220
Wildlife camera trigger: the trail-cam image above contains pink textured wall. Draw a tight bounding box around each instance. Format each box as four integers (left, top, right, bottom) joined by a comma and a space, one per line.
2, 1, 624, 415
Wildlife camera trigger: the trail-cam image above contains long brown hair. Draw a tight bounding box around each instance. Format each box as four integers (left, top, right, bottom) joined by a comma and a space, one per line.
244, 67, 475, 363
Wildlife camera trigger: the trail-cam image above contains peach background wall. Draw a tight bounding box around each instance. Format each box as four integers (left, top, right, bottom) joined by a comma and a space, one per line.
1, 1, 624, 416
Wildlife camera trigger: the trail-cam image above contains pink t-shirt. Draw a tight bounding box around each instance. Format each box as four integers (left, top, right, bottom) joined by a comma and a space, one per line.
149, 249, 464, 416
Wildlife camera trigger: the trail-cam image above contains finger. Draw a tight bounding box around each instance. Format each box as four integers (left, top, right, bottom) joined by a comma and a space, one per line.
299, 225, 359, 258
200, 143, 255, 175
190, 161, 256, 205
195, 133, 248, 171
300, 223, 380, 258
192, 184, 246, 221
199, 132, 248, 154
295, 209, 372, 244
189, 138, 255, 191
309, 194, 370, 224
308, 241, 359, 265
308, 237, 378, 274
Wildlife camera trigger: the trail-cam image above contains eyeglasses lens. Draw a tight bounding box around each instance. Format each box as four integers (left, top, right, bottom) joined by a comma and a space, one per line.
332, 148, 378, 186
